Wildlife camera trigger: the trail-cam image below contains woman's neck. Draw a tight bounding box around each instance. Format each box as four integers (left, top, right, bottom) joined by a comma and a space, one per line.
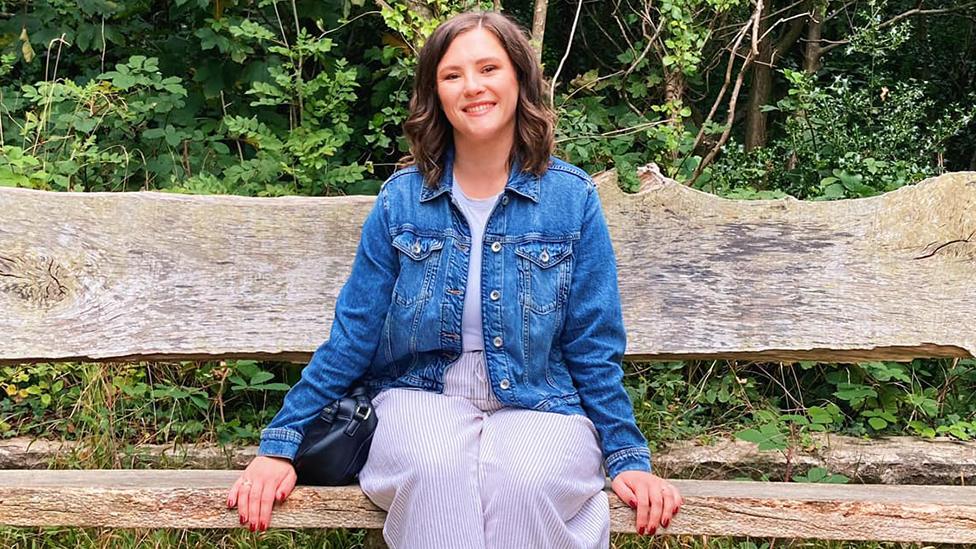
451, 131, 514, 199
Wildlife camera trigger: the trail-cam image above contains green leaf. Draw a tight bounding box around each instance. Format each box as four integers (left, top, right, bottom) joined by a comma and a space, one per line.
249, 371, 274, 385
867, 417, 887, 430
735, 423, 786, 451
250, 382, 291, 392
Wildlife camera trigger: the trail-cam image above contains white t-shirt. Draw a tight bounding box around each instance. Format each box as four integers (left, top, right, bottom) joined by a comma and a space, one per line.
451, 183, 502, 352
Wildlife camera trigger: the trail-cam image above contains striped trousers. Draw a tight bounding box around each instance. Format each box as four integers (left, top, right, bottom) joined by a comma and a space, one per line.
359, 351, 610, 549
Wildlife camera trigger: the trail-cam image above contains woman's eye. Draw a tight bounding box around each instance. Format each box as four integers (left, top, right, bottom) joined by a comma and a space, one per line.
483, 65, 496, 73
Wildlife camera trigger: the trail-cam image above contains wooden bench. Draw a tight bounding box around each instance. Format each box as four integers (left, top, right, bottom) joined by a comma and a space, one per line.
2, 169, 975, 543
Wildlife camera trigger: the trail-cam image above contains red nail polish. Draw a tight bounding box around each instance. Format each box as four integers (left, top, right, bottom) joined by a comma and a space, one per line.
650, 527, 656, 536
249, 523, 255, 532
629, 499, 637, 509
664, 518, 670, 528
239, 516, 244, 525
638, 527, 644, 535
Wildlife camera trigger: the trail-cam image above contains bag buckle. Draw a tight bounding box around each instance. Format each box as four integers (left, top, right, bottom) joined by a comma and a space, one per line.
354, 403, 371, 421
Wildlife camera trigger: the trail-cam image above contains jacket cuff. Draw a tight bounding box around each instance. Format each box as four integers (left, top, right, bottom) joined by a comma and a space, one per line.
606, 446, 652, 479
257, 427, 302, 461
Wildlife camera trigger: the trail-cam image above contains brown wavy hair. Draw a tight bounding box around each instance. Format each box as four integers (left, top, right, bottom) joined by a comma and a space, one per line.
400, 11, 556, 187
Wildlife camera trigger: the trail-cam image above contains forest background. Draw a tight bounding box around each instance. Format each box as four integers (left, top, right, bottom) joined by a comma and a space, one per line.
1, 0, 976, 547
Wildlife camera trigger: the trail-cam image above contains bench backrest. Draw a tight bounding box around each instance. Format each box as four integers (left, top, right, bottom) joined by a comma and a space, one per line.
2, 171, 974, 364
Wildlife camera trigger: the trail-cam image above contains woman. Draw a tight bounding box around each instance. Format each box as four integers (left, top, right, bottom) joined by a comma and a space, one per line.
227, 10, 682, 547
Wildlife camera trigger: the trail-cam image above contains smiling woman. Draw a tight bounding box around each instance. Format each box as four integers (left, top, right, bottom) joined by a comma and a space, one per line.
227, 10, 682, 548
435, 31, 519, 171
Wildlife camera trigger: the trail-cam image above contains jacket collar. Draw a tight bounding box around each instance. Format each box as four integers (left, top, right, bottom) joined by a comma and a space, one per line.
418, 145, 540, 203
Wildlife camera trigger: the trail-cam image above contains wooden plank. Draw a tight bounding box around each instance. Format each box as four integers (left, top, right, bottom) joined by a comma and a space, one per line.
6, 435, 976, 485
2, 172, 974, 364
0, 470, 974, 542
654, 434, 976, 485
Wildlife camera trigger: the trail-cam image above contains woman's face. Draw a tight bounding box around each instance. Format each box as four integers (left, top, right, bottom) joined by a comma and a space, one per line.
435, 28, 519, 145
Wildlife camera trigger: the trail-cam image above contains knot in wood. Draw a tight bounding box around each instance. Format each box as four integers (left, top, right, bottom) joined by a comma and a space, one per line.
0, 252, 72, 308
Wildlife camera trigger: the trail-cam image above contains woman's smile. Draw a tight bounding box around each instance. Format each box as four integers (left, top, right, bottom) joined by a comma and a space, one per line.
436, 28, 519, 144
462, 101, 496, 115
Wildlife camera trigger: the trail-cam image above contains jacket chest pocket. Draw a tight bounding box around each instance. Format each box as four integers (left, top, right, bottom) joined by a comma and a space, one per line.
392, 233, 445, 306
515, 239, 573, 314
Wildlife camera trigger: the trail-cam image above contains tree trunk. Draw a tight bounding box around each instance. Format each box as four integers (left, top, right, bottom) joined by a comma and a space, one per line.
531, 0, 548, 64
804, 2, 825, 73
745, 0, 812, 152
745, 0, 773, 152
665, 69, 686, 162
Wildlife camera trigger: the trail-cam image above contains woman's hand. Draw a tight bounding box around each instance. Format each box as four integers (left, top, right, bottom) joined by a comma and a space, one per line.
227, 455, 297, 532
611, 471, 683, 536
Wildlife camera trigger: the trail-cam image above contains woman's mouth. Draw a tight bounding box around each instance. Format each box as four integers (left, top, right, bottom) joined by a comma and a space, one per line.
463, 102, 496, 116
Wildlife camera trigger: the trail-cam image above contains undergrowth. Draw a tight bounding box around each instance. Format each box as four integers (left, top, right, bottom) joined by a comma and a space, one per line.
3, 357, 975, 465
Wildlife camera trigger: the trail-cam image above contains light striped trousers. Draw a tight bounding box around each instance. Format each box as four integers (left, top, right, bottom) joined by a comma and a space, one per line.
359, 351, 610, 549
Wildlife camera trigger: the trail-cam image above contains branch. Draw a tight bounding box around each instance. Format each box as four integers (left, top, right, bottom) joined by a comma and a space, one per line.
687, 3, 762, 184
878, 1, 976, 30
684, 12, 757, 185
549, 0, 584, 108
816, 1, 976, 54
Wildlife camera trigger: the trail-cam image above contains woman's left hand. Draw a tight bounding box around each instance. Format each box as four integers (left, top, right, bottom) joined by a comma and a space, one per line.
611, 471, 683, 536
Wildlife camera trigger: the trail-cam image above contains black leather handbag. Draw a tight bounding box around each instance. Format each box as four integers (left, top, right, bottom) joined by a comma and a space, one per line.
293, 385, 378, 486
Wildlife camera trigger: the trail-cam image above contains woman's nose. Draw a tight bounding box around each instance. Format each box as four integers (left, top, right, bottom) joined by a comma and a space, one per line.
462, 75, 486, 96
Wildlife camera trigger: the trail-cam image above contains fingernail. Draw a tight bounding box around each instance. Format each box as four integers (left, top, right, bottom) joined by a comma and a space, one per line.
650, 527, 657, 536
239, 515, 244, 525
664, 518, 670, 528
629, 499, 636, 509
637, 527, 644, 535
249, 523, 255, 532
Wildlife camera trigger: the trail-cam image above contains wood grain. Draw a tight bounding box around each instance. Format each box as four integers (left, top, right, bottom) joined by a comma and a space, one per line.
1, 470, 975, 542
1, 171, 973, 364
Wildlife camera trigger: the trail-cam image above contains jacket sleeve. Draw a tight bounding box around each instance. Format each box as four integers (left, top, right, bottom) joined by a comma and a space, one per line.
559, 182, 652, 479
257, 185, 398, 460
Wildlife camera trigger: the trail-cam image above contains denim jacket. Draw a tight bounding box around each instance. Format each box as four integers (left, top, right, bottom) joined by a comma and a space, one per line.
258, 149, 652, 479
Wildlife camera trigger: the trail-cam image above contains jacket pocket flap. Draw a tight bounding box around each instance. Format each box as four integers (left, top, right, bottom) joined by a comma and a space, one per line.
393, 233, 445, 261
514, 240, 572, 269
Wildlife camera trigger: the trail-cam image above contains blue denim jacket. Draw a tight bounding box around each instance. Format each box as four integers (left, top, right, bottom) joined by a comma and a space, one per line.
258, 150, 652, 479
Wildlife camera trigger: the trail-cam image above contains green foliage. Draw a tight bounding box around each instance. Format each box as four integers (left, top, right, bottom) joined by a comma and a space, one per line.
0, 359, 293, 446
707, 70, 974, 199
792, 466, 849, 484
0, 526, 370, 547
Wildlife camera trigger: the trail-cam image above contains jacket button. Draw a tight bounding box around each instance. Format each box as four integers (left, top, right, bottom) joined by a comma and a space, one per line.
540, 249, 550, 262
501, 195, 509, 206
499, 378, 511, 389
491, 241, 502, 252
492, 336, 503, 347
489, 290, 500, 301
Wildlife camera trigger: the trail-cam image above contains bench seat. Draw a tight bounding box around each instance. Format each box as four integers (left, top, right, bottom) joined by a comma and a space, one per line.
1, 470, 975, 542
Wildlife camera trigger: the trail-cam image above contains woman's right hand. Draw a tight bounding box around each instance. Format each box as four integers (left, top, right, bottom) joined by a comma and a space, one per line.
227, 455, 297, 532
